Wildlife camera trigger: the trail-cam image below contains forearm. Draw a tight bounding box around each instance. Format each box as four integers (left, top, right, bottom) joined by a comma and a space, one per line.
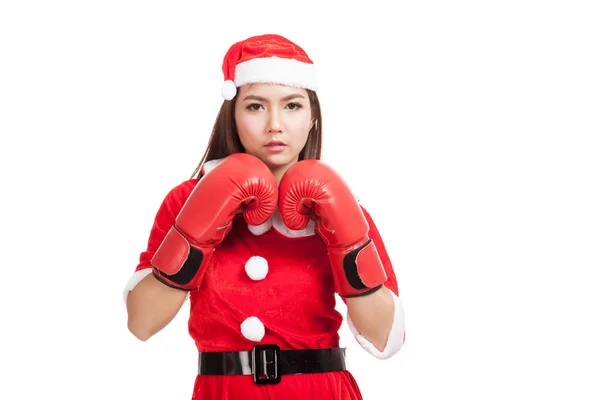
345, 286, 395, 352
126, 273, 188, 341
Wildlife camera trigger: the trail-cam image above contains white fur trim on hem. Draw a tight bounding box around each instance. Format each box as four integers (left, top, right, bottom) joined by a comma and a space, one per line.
347, 292, 405, 360
123, 268, 153, 304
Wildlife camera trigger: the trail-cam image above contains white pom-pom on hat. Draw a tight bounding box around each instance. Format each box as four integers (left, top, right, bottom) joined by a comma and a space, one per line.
221, 80, 237, 100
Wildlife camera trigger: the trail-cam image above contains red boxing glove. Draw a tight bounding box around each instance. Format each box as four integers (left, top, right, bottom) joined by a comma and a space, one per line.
279, 160, 387, 297
152, 153, 278, 290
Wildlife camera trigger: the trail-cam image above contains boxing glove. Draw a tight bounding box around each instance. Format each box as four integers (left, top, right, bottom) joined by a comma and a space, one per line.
279, 160, 387, 298
152, 153, 278, 290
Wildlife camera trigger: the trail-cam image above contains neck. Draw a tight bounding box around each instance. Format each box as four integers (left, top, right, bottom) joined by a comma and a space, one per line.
270, 167, 286, 186
270, 159, 298, 186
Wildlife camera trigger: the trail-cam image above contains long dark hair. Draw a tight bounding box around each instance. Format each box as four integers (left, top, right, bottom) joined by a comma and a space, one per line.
191, 89, 323, 178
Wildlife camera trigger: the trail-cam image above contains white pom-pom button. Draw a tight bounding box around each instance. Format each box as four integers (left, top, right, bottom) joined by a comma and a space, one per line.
221, 80, 237, 100
245, 256, 269, 280
241, 316, 265, 342
248, 218, 272, 236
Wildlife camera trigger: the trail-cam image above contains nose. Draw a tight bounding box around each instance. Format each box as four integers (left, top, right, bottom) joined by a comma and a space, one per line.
267, 109, 283, 133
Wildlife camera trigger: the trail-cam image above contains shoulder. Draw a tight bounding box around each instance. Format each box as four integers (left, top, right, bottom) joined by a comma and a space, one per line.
160, 178, 199, 211
168, 177, 199, 197
160, 158, 225, 209
200, 158, 225, 175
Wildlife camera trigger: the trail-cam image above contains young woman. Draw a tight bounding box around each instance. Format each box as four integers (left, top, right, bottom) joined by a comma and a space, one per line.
124, 34, 406, 399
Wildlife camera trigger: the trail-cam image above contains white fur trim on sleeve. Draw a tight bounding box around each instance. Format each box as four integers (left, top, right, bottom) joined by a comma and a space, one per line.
347, 292, 406, 360
122, 267, 190, 305
123, 268, 153, 305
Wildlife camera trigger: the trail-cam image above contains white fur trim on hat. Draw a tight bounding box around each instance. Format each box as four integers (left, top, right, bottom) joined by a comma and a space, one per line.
241, 316, 265, 342
347, 292, 406, 359
234, 56, 318, 91
245, 256, 268, 280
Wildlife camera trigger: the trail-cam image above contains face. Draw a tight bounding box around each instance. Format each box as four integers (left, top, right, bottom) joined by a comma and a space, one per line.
234, 83, 313, 177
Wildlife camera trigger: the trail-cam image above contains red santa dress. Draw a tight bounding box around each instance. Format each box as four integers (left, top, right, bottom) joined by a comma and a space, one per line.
123, 161, 406, 400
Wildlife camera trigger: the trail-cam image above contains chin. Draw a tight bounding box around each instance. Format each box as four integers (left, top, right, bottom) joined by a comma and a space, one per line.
259, 154, 297, 170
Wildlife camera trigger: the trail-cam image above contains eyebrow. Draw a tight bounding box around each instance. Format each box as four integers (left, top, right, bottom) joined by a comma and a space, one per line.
242, 94, 306, 102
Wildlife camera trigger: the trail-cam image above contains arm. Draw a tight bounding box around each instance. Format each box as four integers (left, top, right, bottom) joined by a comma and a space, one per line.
126, 273, 188, 341
346, 205, 406, 358
346, 285, 395, 352
279, 161, 405, 358
123, 180, 197, 341
124, 154, 278, 341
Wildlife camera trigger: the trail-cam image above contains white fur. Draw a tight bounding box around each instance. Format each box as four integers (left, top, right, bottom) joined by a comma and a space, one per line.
221, 80, 237, 100
234, 56, 319, 91
122, 268, 153, 304
347, 292, 406, 360
245, 256, 269, 280
241, 316, 265, 342
122, 267, 189, 305
270, 207, 316, 238
248, 218, 273, 236
246, 207, 316, 238
200, 158, 225, 176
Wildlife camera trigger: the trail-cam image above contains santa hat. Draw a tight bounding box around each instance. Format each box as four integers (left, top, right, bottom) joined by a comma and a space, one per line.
220, 34, 319, 100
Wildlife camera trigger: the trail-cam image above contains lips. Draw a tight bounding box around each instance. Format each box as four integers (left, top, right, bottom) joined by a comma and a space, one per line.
265, 140, 287, 153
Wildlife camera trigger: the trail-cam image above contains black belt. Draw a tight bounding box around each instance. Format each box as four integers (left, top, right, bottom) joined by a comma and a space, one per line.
198, 345, 347, 384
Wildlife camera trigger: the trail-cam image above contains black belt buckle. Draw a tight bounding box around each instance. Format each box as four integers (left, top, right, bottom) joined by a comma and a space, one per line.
252, 344, 281, 384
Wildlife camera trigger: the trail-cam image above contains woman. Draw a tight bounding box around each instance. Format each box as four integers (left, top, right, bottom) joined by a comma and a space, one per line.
124, 34, 405, 399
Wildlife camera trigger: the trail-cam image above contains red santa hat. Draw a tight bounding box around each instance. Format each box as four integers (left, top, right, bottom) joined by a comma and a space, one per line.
220, 34, 319, 100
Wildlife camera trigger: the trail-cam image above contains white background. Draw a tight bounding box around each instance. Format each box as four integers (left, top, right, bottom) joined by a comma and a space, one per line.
1, 0, 599, 399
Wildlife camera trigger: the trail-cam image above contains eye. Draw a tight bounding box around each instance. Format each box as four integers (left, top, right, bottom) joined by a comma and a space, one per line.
247, 103, 263, 111
286, 102, 303, 110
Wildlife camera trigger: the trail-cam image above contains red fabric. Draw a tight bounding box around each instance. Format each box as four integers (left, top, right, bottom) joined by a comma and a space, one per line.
190, 372, 362, 400
360, 205, 399, 297
134, 179, 198, 273
222, 34, 314, 82
133, 179, 399, 399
